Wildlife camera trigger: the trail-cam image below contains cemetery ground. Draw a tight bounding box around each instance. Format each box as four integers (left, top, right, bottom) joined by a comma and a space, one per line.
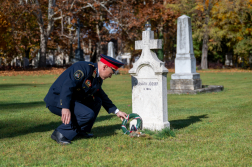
0, 69, 251, 166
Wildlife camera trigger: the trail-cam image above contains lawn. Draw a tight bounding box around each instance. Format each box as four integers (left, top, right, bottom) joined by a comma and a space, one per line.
0, 70, 251, 166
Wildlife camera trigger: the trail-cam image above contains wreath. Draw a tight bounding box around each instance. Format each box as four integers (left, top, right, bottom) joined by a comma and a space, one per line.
121, 113, 142, 135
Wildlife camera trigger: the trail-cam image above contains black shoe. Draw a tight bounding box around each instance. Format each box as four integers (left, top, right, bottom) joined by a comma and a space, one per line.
51, 129, 71, 145
79, 132, 94, 138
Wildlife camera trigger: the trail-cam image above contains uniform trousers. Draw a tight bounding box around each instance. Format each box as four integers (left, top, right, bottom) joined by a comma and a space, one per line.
48, 97, 102, 140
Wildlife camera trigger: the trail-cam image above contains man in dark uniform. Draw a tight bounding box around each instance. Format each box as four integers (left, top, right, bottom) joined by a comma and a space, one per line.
44, 54, 127, 145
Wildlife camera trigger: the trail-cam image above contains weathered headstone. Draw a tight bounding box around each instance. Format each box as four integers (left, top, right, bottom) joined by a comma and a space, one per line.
34, 52, 40, 68
107, 41, 116, 58
121, 52, 131, 65
46, 54, 55, 66
225, 53, 233, 66
129, 23, 170, 131
170, 15, 201, 91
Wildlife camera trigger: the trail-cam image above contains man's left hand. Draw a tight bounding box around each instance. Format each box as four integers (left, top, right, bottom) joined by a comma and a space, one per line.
116, 111, 127, 121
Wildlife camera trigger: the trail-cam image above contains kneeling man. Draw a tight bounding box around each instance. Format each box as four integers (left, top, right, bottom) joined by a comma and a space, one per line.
44, 54, 127, 145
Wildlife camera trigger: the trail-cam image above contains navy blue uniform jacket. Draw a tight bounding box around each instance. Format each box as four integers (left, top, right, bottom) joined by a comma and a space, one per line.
44, 61, 117, 114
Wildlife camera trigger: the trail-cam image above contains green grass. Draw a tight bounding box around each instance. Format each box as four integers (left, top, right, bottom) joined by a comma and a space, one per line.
0, 72, 251, 166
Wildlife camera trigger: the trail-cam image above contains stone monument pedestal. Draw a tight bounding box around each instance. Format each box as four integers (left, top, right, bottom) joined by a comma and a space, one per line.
170, 73, 201, 90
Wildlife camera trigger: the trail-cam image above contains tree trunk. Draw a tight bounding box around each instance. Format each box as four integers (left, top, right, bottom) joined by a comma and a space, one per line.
201, 13, 209, 69
95, 24, 101, 63
69, 42, 73, 61
201, 0, 212, 70
39, 32, 48, 67
201, 32, 209, 69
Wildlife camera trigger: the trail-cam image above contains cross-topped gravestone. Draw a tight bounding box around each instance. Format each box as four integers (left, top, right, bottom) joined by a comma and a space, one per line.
129, 22, 170, 131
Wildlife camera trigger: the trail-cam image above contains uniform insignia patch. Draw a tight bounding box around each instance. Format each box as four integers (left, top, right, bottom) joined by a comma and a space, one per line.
85, 80, 92, 87
74, 70, 84, 80
92, 69, 97, 78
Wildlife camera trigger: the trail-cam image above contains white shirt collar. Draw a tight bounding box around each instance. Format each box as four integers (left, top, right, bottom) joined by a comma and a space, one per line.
97, 68, 99, 77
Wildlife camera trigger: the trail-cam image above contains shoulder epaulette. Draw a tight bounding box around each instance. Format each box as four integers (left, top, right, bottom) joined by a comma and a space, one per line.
89, 64, 94, 67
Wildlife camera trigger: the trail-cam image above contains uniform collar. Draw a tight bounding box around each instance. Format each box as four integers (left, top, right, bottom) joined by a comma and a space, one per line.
94, 63, 99, 77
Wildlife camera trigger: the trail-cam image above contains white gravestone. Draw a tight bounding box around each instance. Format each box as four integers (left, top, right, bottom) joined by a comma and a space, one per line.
46, 55, 55, 65
129, 26, 170, 131
107, 41, 116, 58
170, 15, 201, 90
225, 54, 233, 66
33, 52, 40, 68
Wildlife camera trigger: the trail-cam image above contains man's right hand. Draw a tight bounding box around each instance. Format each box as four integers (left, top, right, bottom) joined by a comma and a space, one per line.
62, 108, 71, 125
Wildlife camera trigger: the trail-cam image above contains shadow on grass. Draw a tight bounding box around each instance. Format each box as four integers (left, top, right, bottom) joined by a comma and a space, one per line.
74, 124, 122, 141
0, 115, 118, 139
170, 114, 208, 129
0, 121, 61, 139
0, 84, 50, 90
0, 101, 45, 111
95, 115, 114, 122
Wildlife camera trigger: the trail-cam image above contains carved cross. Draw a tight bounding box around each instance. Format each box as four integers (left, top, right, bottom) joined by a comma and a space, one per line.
135, 31, 162, 50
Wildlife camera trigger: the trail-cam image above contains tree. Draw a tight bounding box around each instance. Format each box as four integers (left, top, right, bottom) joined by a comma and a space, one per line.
107, 0, 178, 61
2, 0, 121, 67
210, 0, 252, 66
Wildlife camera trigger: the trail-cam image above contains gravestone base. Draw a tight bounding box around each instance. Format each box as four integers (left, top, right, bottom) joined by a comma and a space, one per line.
170, 78, 202, 90
168, 85, 224, 94
142, 121, 170, 131
130, 119, 170, 131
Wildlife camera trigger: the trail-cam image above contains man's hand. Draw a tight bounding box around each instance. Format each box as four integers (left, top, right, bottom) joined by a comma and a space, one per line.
62, 108, 71, 125
116, 111, 127, 121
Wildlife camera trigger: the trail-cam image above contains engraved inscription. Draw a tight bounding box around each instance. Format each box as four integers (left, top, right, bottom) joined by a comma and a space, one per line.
136, 81, 158, 86
135, 81, 158, 91
179, 19, 186, 51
